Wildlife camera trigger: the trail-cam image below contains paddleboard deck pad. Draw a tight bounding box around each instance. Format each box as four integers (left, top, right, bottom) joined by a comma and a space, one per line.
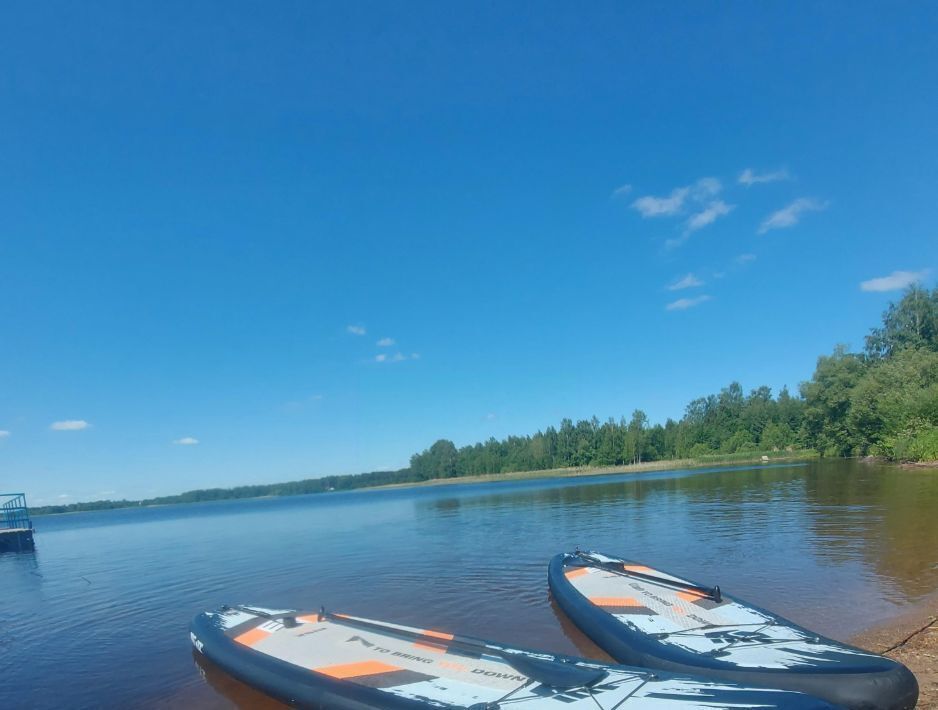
549, 551, 918, 710
190, 605, 839, 709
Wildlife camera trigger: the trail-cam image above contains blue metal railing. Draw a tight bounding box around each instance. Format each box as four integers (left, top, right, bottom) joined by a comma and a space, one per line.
1, 493, 32, 531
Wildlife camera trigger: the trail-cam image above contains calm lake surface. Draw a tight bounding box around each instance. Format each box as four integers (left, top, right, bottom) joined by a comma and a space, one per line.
3, 460, 938, 708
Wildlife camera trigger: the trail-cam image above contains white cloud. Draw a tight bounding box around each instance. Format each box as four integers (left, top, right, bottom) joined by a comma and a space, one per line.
375, 352, 419, 364
173, 436, 199, 445
632, 187, 690, 217
376, 337, 395, 347
685, 200, 734, 234
739, 167, 790, 186
631, 177, 722, 219
611, 183, 632, 198
50, 420, 89, 431
691, 177, 722, 199
668, 273, 704, 291
58, 493, 71, 499
486, 412, 497, 420
0, 430, 9, 438
346, 325, 366, 336
758, 198, 827, 234
860, 270, 929, 293
666, 295, 712, 311
736, 253, 757, 265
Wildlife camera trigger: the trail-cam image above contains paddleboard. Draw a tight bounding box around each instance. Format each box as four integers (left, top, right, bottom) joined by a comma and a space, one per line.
548, 551, 918, 710
190, 604, 838, 709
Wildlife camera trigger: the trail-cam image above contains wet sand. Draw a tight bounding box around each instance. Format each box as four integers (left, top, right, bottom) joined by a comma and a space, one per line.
853, 597, 938, 708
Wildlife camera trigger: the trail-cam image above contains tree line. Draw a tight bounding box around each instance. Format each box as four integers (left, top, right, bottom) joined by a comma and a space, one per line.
31, 286, 938, 516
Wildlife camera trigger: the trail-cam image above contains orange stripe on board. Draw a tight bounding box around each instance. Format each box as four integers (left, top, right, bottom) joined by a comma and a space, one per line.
422, 629, 454, 640
590, 596, 641, 607
677, 590, 707, 602
296, 614, 320, 623
414, 628, 455, 653
564, 567, 589, 580
234, 627, 271, 647
315, 660, 402, 679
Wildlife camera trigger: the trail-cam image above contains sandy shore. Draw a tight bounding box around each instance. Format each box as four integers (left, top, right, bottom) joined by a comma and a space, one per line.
853, 596, 938, 707
372, 453, 816, 491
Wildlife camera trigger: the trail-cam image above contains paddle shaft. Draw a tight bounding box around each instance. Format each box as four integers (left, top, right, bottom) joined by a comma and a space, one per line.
576, 553, 721, 602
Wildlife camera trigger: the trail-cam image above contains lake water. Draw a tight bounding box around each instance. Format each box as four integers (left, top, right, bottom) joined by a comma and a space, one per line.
3, 460, 938, 708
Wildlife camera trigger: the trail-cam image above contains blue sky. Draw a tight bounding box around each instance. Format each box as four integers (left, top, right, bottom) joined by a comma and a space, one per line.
2, 2, 936, 504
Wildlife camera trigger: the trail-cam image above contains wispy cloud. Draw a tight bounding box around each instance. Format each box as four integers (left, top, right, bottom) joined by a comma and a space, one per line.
485, 412, 497, 421
666, 295, 712, 311
860, 270, 929, 293
692, 177, 722, 200
668, 273, 704, 291
376, 337, 395, 347
739, 167, 790, 186
375, 352, 420, 363
173, 436, 199, 445
50, 420, 89, 431
282, 394, 324, 413
0, 430, 9, 439
685, 200, 734, 234
58, 493, 71, 499
631, 177, 722, 219
736, 253, 757, 265
758, 198, 827, 234
632, 187, 690, 217
611, 183, 632, 198
346, 324, 366, 336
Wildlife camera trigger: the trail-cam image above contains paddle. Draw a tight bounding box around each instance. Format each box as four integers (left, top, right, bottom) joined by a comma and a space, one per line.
320, 609, 609, 690
574, 551, 722, 602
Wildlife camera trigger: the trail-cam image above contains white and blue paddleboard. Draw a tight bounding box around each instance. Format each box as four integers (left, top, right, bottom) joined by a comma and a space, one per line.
549, 551, 918, 710
191, 604, 838, 709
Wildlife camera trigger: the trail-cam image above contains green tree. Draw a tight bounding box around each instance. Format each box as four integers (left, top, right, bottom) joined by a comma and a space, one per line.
866, 285, 938, 358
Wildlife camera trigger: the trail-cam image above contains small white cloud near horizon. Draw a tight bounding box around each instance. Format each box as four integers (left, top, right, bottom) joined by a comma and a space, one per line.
736, 253, 757, 265
346, 324, 366, 336
666, 295, 712, 311
668, 273, 704, 291
758, 198, 827, 234
739, 167, 790, 186
611, 183, 632, 198
58, 493, 71, 499
173, 436, 199, 446
0, 430, 9, 439
376, 337, 395, 347
50, 420, 89, 431
860, 270, 929, 293
485, 412, 497, 421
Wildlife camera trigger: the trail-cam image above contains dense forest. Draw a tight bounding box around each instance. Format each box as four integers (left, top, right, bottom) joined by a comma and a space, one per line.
31, 286, 938, 515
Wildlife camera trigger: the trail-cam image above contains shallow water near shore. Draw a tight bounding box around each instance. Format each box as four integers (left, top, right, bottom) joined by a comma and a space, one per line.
3, 459, 938, 708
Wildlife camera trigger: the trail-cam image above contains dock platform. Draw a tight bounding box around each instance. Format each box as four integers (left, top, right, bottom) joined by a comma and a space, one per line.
1, 493, 35, 552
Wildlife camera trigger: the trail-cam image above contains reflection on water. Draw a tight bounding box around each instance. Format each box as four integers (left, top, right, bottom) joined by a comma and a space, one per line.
2, 460, 937, 708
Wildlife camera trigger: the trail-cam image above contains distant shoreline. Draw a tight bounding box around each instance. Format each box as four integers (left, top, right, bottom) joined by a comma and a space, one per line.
30, 451, 816, 517
369, 452, 817, 491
